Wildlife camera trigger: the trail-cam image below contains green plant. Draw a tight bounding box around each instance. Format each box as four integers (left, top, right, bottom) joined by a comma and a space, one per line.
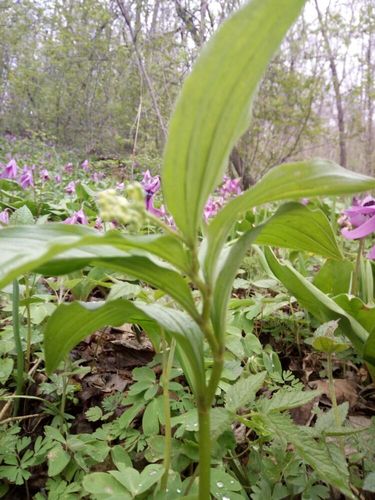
1, 1, 375, 498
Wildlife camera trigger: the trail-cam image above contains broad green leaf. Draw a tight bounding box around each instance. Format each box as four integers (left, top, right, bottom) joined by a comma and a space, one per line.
205, 160, 375, 280
341, 295, 375, 366
0, 225, 197, 318
313, 259, 353, 295
211, 229, 261, 340
9, 205, 34, 225
315, 403, 349, 432
111, 446, 132, 469
44, 300, 205, 396
257, 388, 320, 413
210, 469, 242, 497
364, 332, 375, 367
86, 255, 198, 321
0, 224, 190, 290
0, 178, 23, 193
363, 472, 375, 493
109, 464, 163, 496
85, 407, 103, 422
333, 294, 375, 336
142, 399, 160, 436
225, 372, 266, 412
311, 320, 349, 354
211, 202, 341, 341
144, 435, 184, 464
264, 248, 369, 356
255, 203, 342, 260
163, 0, 306, 243
47, 444, 71, 477
171, 407, 232, 440
210, 408, 234, 440
260, 412, 354, 499
82, 472, 131, 500
0, 358, 13, 384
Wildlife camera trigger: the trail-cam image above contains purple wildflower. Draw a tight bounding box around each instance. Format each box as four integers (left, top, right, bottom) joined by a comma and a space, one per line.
92, 172, 104, 183
20, 166, 34, 189
81, 159, 90, 172
204, 197, 223, 221
116, 182, 124, 191
141, 170, 160, 196
219, 176, 241, 199
341, 196, 375, 260
55, 174, 62, 184
40, 168, 50, 181
2, 159, 18, 179
64, 209, 88, 225
94, 217, 103, 230
141, 170, 161, 214
64, 163, 74, 174
65, 181, 76, 194
0, 209, 9, 225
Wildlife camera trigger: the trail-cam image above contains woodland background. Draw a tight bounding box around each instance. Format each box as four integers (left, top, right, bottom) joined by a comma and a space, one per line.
0, 0, 374, 184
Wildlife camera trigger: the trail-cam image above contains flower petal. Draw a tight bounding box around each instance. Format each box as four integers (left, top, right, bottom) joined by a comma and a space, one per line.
341, 214, 375, 240
367, 245, 375, 260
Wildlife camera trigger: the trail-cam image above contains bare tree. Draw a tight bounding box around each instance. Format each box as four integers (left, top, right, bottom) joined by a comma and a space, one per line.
116, 0, 167, 141
314, 0, 347, 167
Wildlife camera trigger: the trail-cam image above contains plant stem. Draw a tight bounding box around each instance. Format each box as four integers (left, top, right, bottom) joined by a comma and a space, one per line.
352, 239, 365, 296
12, 279, 24, 417
24, 276, 33, 372
160, 333, 176, 492
60, 359, 69, 424
207, 350, 224, 404
326, 353, 340, 427
198, 404, 211, 499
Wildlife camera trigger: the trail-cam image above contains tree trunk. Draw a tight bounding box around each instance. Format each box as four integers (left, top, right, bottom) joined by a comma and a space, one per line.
315, 0, 347, 168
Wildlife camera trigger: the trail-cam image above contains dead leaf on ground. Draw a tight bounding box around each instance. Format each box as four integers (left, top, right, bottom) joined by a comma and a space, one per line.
308, 379, 358, 407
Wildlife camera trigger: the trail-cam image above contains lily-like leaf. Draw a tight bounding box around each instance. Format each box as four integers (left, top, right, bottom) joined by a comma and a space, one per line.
87, 255, 198, 321
212, 229, 261, 341
264, 248, 369, 356
44, 300, 205, 396
0, 224, 190, 287
332, 294, 375, 367
313, 259, 353, 296
162, 0, 306, 244
205, 160, 375, 280
211, 202, 342, 340
255, 203, 343, 260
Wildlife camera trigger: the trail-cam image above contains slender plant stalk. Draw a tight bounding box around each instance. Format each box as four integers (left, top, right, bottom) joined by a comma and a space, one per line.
59, 359, 69, 425
160, 333, 176, 492
187, 245, 226, 499
185, 465, 200, 495
326, 353, 340, 427
352, 239, 365, 296
12, 279, 24, 417
197, 404, 212, 499
24, 275, 33, 372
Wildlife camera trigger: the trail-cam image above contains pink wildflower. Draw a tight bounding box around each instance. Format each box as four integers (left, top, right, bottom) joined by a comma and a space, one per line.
64, 209, 88, 225
2, 159, 18, 179
81, 160, 90, 172
20, 166, 34, 189
40, 168, 50, 181
64, 163, 74, 174
65, 181, 76, 194
0, 209, 9, 225
341, 195, 375, 260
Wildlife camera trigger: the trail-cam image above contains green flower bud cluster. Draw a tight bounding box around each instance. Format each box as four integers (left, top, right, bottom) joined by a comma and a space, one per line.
97, 183, 146, 229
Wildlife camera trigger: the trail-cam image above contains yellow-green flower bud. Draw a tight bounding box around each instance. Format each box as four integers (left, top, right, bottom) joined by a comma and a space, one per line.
97, 187, 146, 230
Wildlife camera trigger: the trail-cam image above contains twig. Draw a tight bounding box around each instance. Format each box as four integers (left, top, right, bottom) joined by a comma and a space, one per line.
0, 413, 44, 425
116, 0, 167, 142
